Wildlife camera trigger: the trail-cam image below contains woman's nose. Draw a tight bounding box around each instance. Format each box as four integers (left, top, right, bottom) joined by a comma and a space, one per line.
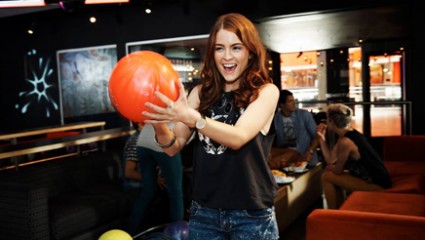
224, 49, 233, 60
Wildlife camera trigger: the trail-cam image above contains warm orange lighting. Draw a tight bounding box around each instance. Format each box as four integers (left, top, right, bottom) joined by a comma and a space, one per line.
0, 0, 129, 8
85, 0, 129, 4
0, 0, 45, 8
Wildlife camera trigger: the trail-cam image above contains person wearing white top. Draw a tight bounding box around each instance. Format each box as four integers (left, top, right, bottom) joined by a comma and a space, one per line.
127, 123, 184, 235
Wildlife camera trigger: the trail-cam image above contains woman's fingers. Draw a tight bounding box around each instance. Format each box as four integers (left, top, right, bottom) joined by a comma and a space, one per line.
177, 80, 187, 100
142, 81, 188, 123
154, 91, 174, 107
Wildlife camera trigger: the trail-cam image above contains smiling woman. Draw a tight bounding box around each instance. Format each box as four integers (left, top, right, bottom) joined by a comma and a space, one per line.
140, 13, 280, 240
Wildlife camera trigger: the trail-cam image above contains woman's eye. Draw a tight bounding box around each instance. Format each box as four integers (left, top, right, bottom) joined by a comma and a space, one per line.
233, 44, 246, 51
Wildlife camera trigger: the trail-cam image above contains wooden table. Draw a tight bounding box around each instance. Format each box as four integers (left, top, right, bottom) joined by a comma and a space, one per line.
0, 121, 106, 144
274, 162, 323, 233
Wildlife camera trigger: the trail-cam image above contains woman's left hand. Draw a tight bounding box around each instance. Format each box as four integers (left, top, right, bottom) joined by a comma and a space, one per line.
143, 81, 192, 124
316, 123, 327, 141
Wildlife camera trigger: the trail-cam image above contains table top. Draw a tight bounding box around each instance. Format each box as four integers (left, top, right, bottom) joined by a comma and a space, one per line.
0, 126, 134, 160
0, 121, 106, 141
274, 162, 322, 191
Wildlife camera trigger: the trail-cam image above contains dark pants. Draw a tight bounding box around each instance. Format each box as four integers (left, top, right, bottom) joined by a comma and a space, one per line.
127, 146, 184, 234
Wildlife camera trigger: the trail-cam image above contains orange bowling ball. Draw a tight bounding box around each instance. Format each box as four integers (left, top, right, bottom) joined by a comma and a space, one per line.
108, 51, 180, 122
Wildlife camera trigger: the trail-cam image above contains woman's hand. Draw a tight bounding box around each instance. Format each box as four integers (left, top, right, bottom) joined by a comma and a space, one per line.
142, 81, 193, 125
316, 123, 327, 141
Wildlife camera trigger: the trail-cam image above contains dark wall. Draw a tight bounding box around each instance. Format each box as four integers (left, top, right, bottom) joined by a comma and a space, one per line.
1, 0, 423, 134
0, 2, 218, 132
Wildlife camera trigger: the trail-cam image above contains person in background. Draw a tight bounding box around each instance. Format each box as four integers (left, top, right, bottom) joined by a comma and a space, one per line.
121, 122, 166, 192
317, 103, 392, 209
142, 13, 280, 240
272, 89, 320, 168
121, 122, 143, 191
127, 123, 184, 235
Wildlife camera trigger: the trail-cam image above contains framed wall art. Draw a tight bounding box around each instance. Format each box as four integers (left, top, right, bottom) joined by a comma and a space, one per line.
56, 44, 117, 122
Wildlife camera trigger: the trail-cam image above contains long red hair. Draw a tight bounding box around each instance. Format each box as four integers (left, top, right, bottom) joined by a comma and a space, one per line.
198, 13, 272, 115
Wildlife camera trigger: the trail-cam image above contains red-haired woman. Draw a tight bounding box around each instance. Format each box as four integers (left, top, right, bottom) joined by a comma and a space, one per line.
143, 13, 280, 240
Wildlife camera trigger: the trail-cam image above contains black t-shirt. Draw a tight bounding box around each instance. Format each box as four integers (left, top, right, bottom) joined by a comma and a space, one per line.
191, 92, 277, 210
345, 130, 392, 188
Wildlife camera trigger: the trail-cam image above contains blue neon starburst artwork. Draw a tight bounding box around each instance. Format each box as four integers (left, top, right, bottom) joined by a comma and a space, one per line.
15, 49, 59, 118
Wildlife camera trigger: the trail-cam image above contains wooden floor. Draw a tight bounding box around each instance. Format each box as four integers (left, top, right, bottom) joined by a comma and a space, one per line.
351, 106, 402, 136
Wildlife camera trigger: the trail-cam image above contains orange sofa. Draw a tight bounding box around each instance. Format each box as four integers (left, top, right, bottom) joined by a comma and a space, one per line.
382, 136, 425, 194
306, 135, 425, 240
306, 191, 425, 240
382, 135, 425, 176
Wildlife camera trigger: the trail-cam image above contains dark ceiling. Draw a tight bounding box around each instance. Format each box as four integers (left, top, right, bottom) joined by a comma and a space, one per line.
0, 0, 411, 54
0, 0, 407, 19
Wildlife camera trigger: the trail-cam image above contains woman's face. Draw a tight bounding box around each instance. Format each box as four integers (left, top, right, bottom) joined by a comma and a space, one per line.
214, 28, 250, 90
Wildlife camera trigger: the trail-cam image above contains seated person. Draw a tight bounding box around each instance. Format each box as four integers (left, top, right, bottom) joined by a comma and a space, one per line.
271, 89, 320, 169
317, 103, 392, 209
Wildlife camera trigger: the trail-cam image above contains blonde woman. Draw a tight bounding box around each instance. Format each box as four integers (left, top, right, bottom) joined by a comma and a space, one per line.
317, 104, 392, 209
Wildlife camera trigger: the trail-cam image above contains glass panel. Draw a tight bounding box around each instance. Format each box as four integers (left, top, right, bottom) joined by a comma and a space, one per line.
280, 51, 318, 102
350, 104, 402, 136
286, 47, 404, 137
348, 47, 363, 102
370, 104, 402, 136
368, 53, 402, 136
368, 54, 402, 101
125, 34, 209, 92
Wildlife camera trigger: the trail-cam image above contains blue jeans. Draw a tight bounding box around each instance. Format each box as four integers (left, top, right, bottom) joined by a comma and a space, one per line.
189, 201, 279, 240
127, 147, 184, 234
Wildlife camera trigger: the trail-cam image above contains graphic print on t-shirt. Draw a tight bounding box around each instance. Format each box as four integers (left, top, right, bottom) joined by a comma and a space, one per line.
282, 116, 296, 147
198, 92, 243, 155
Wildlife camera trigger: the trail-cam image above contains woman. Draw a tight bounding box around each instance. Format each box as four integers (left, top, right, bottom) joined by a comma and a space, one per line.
317, 104, 392, 209
143, 13, 280, 240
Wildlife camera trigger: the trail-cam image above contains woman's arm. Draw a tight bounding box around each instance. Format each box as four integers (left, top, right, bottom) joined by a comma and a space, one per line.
328, 137, 355, 174
317, 123, 333, 164
148, 83, 201, 156
124, 160, 141, 181
144, 82, 279, 151
195, 83, 279, 150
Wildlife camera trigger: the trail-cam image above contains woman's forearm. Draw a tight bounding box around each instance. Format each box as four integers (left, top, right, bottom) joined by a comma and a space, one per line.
319, 139, 333, 164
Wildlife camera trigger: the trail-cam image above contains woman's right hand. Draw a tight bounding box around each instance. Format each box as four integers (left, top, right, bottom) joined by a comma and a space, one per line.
142, 81, 194, 125
316, 123, 327, 141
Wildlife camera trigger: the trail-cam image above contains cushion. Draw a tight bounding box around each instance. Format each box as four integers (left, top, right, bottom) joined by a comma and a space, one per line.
383, 136, 425, 162
341, 191, 425, 217
384, 161, 425, 176
384, 174, 425, 195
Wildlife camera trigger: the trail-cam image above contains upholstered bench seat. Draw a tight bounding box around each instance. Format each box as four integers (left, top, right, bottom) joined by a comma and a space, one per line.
306, 191, 425, 240
384, 161, 425, 176
340, 191, 425, 216
383, 174, 425, 195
